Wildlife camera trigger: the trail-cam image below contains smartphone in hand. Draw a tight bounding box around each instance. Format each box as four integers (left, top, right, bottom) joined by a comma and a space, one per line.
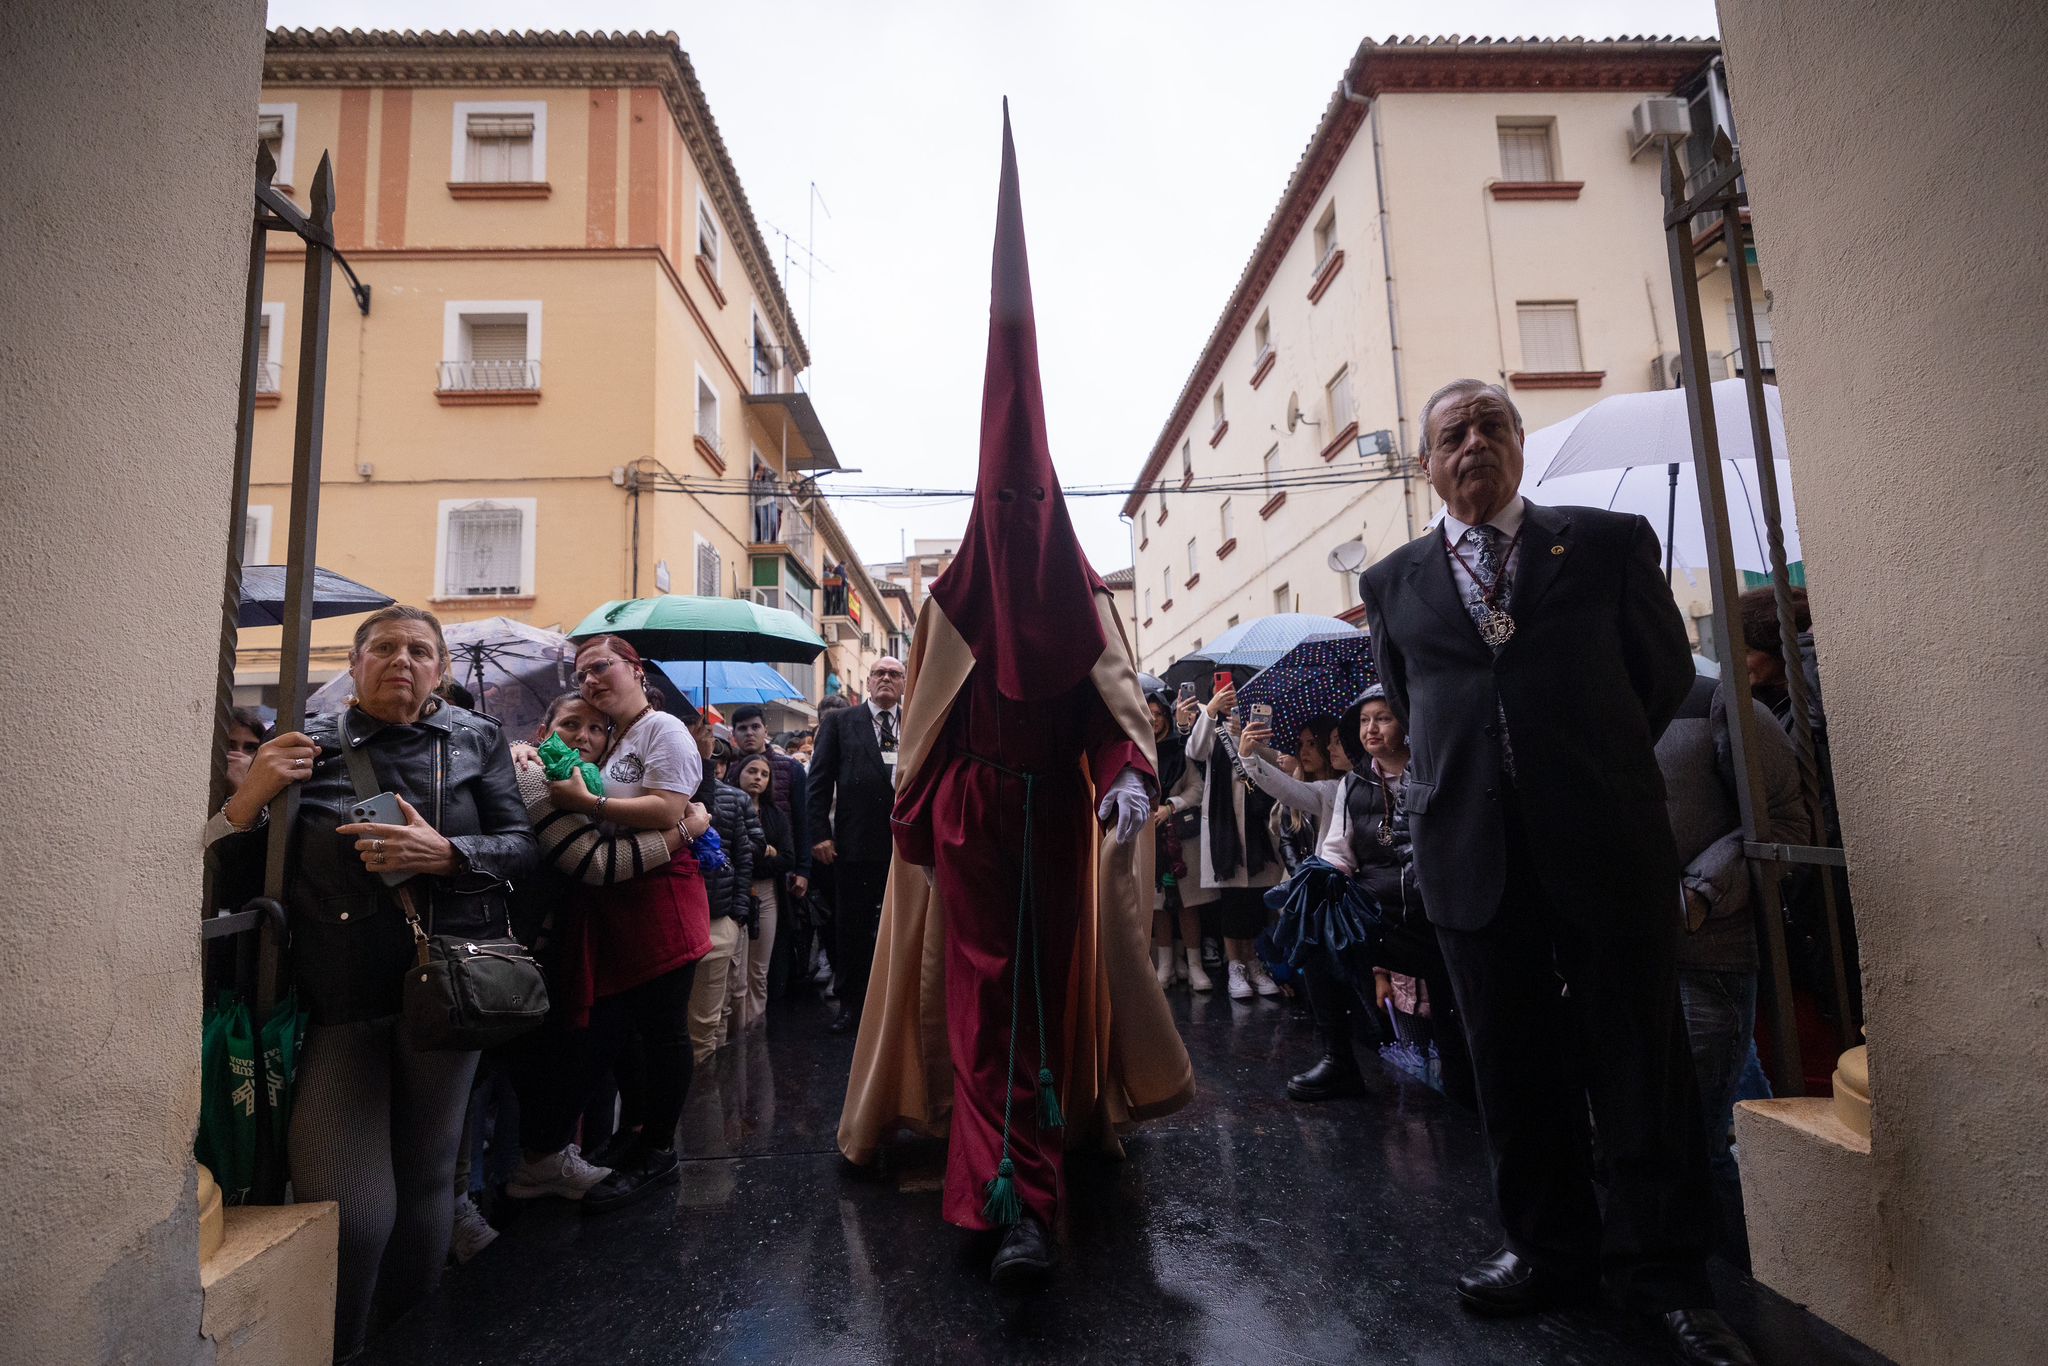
347, 790, 412, 887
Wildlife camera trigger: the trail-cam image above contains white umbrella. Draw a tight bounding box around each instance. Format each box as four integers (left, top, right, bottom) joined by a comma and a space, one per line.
1532, 378, 1790, 479
1523, 379, 1801, 579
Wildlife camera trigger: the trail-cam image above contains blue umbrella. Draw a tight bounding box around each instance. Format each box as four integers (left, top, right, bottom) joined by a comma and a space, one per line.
651, 659, 803, 710
1236, 632, 1377, 756
238, 565, 393, 628
1160, 612, 1359, 692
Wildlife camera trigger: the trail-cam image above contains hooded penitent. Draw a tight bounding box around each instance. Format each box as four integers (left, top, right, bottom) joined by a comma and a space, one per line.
927, 102, 1107, 703
836, 106, 1192, 1232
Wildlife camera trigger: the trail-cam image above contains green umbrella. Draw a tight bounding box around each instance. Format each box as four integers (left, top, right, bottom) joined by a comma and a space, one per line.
569, 595, 826, 665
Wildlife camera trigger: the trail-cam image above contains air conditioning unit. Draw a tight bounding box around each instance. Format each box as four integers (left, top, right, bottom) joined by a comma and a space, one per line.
1630, 97, 1691, 159
1650, 352, 1683, 390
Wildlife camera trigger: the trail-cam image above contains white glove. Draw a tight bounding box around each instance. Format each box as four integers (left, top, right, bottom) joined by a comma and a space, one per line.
1097, 768, 1151, 846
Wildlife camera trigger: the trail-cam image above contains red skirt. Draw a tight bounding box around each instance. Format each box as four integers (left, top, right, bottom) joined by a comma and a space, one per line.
558, 854, 711, 1027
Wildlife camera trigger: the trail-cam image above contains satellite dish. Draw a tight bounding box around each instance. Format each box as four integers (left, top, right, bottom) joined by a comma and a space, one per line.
1285, 392, 1302, 433
1326, 541, 1368, 574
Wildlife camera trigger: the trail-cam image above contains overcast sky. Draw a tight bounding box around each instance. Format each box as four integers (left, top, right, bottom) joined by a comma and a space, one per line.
271, 0, 1719, 570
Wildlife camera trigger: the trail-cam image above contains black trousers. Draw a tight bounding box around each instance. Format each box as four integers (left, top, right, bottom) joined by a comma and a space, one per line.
1433, 806, 1716, 1312
589, 962, 698, 1150
832, 859, 891, 1016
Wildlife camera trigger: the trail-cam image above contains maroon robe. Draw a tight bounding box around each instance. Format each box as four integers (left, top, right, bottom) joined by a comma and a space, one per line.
894, 667, 1151, 1227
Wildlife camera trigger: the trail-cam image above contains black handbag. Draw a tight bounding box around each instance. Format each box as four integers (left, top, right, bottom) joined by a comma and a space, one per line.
342, 734, 549, 1051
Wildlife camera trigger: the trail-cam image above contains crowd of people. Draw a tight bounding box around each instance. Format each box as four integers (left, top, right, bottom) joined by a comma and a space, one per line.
201, 391, 1839, 1366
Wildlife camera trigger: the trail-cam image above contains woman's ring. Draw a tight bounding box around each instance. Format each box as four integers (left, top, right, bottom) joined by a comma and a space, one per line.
373, 838, 385, 853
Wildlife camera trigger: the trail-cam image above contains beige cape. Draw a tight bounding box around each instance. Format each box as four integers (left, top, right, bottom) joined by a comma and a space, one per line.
836, 589, 1197, 1164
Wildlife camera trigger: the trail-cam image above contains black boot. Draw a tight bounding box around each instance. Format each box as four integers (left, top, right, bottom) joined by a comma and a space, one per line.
990, 1213, 1056, 1288
1289, 964, 1367, 1101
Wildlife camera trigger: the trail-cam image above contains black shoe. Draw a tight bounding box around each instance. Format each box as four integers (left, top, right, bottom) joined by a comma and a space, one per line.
1287, 1053, 1367, 1102
989, 1214, 1056, 1289
1662, 1309, 1757, 1366
826, 1007, 856, 1035
582, 1142, 679, 1214
1455, 1247, 1596, 1317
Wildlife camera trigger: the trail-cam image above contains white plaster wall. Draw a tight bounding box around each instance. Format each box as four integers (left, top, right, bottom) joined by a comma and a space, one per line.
0, 1, 266, 1360
1716, 1, 2048, 1359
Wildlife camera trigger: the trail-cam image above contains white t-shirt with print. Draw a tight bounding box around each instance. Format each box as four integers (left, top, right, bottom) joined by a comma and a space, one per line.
604, 710, 701, 799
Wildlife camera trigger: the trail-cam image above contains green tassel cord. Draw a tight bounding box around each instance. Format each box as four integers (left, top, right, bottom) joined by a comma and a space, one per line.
1037, 1067, 1065, 1130
982, 1158, 1023, 1227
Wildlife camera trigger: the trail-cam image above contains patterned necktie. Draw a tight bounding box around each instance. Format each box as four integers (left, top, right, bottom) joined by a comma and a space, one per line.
1464, 524, 1517, 776
877, 709, 897, 753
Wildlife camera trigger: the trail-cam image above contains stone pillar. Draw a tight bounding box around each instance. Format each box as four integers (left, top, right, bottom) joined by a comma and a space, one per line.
0, 2, 265, 1361
1715, 1, 2048, 1360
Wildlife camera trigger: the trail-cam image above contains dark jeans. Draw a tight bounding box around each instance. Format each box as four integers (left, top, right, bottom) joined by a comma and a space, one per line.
590, 962, 699, 1150
508, 1015, 601, 1156
1678, 967, 1758, 1270
832, 859, 890, 1016
1434, 812, 1717, 1313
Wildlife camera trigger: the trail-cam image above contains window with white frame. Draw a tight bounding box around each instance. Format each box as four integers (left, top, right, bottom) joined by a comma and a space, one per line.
1211, 389, 1226, 433
1497, 120, 1556, 182
1186, 537, 1198, 578
695, 369, 722, 455
1143, 588, 1153, 618
750, 313, 780, 395
442, 302, 541, 392
452, 101, 547, 184
1162, 566, 1172, 602
243, 505, 274, 565
1263, 444, 1280, 491
1313, 204, 1339, 271
1325, 365, 1357, 433
694, 535, 722, 597
256, 302, 285, 393
697, 194, 722, 276
256, 103, 296, 186
1180, 440, 1192, 481
1138, 510, 1148, 543
1274, 583, 1291, 615
1253, 311, 1272, 362
1219, 498, 1234, 543
437, 498, 536, 597
1517, 302, 1585, 372
1157, 485, 1167, 518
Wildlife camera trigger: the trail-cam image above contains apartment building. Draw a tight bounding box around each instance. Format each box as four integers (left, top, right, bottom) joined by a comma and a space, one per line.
812, 495, 911, 702
1124, 36, 1765, 675
239, 29, 842, 701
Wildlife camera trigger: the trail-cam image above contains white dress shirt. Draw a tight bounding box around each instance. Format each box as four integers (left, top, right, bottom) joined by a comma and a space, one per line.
1441, 494, 1527, 608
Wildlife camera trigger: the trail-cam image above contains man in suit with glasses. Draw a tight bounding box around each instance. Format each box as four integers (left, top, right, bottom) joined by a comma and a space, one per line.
808, 658, 906, 1034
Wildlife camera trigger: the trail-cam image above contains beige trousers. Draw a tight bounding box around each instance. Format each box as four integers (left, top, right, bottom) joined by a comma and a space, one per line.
725, 881, 779, 1035
687, 914, 743, 1065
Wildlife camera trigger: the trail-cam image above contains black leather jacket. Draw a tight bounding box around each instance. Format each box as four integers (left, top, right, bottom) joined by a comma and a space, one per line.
221, 704, 536, 1024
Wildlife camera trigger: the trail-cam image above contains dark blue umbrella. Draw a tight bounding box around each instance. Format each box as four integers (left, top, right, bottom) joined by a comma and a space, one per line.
1235, 631, 1376, 755
1160, 612, 1358, 692
238, 565, 393, 628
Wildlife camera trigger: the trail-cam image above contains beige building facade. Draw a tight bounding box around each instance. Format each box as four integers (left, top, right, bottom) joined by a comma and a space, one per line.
1123, 37, 1734, 675
241, 29, 845, 703
812, 496, 911, 705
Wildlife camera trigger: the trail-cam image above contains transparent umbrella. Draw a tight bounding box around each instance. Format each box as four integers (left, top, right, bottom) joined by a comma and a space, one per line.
307, 616, 573, 737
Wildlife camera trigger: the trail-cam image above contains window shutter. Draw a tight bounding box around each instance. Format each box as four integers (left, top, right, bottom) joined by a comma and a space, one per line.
1498, 126, 1554, 182
1517, 303, 1584, 372
256, 113, 284, 143
465, 113, 535, 182
447, 505, 523, 596
698, 204, 720, 263
1326, 369, 1357, 431
243, 515, 262, 564
467, 321, 526, 363
695, 541, 722, 597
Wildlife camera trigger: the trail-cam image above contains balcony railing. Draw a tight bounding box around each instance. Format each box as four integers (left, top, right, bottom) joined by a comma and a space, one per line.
1722, 338, 1776, 375
438, 359, 540, 392
750, 492, 815, 563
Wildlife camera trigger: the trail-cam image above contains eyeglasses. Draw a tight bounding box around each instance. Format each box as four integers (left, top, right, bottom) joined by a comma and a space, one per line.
870, 669, 905, 681
572, 658, 624, 686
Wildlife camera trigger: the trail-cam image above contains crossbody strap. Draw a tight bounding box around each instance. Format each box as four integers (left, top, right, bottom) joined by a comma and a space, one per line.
339, 722, 434, 965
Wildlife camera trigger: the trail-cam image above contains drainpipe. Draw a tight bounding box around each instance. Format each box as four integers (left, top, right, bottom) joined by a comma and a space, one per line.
1347, 81, 1417, 540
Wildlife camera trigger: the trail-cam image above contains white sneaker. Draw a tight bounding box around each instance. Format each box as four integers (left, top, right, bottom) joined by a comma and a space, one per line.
1153, 946, 1174, 987
1227, 961, 1254, 1000
1185, 950, 1215, 993
505, 1143, 613, 1201
450, 1194, 498, 1263
1246, 960, 1282, 998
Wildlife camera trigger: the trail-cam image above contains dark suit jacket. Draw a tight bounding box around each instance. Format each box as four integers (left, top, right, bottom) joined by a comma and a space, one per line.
806, 703, 899, 865
1362, 501, 1694, 932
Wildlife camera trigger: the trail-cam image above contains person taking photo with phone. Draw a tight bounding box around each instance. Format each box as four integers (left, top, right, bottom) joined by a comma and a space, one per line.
205, 604, 535, 1361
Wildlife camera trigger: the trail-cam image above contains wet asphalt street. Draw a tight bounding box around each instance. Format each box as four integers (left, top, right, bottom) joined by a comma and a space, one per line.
358, 985, 1888, 1366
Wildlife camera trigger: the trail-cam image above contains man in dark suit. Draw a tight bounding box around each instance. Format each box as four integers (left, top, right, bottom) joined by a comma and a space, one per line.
807, 657, 906, 1033
1362, 379, 1753, 1366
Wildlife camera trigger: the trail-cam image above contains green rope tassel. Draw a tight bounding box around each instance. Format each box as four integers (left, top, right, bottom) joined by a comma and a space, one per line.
982, 1157, 1023, 1227
1037, 1067, 1065, 1130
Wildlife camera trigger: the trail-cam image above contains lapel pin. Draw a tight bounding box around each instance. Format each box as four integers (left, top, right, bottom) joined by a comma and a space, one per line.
1551, 545, 1565, 555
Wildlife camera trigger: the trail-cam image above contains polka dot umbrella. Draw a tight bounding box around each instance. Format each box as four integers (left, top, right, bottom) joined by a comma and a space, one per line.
1235, 630, 1377, 756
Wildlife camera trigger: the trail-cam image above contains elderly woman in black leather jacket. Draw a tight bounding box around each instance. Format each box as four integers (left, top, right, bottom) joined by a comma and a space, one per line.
209, 605, 534, 1360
